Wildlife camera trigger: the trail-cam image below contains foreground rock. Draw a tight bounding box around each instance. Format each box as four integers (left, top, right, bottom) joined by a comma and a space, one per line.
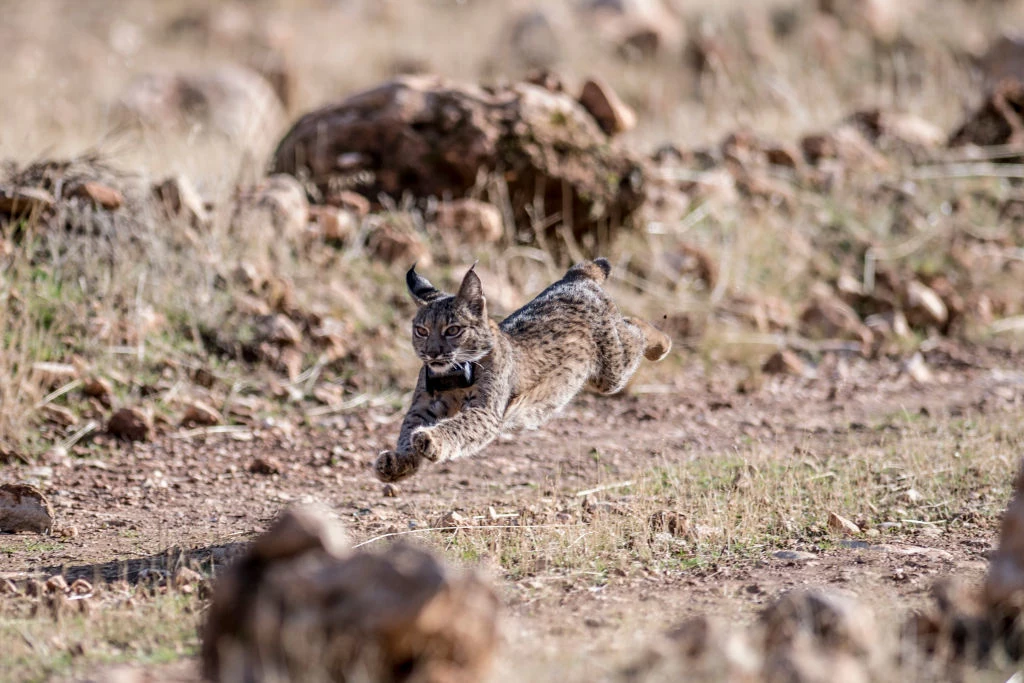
271, 76, 645, 249
202, 506, 500, 683
0, 483, 54, 534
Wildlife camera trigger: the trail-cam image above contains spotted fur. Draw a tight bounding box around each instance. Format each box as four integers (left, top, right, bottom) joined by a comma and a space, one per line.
374, 258, 671, 482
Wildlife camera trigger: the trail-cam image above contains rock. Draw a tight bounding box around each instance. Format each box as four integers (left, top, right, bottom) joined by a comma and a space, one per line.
760, 589, 877, 655
902, 352, 933, 384
248, 456, 283, 476
649, 510, 691, 538
174, 567, 204, 588
107, 407, 153, 442
309, 205, 358, 243
114, 65, 285, 161
773, 550, 817, 561
45, 575, 68, 594
271, 76, 645, 249
799, 288, 873, 352
904, 280, 948, 329
506, 10, 561, 70
366, 218, 431, 266
0, 186, 55, 215
762, 349, 807, 376
827, 512, 861, 535
949, 78, 1024, 148
0, 484, 54, 534
252, 314, 302, 347
232, 174, 309, 241
801, 126, 888, 171
182, 400, 222, 427
620, 615, 757, 681
153, 175, 210, 226
578, 78, 637, 136
382, 484, 399, 498
847, 109, 945, 151
201, 506, 499, 683
434, 199, 504, 245
582, 0, 685, 60
69, 181, 124, 210
82, 376, 114, 404
438, 510, 469, 529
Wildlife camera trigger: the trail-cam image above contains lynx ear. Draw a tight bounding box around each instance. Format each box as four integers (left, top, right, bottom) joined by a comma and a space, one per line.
406, 265, 444, 306
456, 264, 486, 318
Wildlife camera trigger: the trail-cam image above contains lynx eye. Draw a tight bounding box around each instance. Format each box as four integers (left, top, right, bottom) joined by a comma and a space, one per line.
444, 325, 463, 338
414, 325, 429, 338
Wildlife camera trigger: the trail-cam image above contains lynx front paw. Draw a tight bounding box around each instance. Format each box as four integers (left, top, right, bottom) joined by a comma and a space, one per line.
411, 427, 444, 462
374, 450, 420, 482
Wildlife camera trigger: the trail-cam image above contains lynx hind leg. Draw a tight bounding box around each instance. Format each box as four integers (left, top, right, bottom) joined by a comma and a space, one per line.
625, 316, 672, 361
589, 317, 647, 395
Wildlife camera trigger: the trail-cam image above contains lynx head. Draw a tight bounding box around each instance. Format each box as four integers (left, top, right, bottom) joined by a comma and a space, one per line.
406, 264, 493, 372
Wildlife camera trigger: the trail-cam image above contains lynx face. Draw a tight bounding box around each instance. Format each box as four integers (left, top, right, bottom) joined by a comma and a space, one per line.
407, 266, 493, 373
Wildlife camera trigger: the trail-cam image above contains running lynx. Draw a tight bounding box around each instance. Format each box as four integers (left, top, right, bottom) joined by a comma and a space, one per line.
374, 258, 671, 482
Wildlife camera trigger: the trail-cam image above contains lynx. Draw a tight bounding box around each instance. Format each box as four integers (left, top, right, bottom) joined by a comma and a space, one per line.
374, 258, 671, 482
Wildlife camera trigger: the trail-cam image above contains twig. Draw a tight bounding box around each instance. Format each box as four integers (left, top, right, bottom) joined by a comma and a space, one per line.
574, 480, 634, 497
36, 379, 82, 409
173, 425, 253, 440
908, 162, 1024, 181
352, 523, 576, 549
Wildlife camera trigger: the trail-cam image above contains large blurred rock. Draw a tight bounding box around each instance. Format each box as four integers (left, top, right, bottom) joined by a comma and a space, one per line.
271, 76, 645, 250
114, 65, 286, 159
202, 506, 500, 683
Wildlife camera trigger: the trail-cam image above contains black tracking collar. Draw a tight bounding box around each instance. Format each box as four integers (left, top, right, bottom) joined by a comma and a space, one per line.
425, 362, 475, 393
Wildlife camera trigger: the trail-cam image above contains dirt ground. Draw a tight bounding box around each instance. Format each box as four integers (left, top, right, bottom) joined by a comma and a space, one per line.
2, 343, 1022, 681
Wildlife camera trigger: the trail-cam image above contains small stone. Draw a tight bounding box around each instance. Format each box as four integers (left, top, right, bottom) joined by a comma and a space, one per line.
434, 199, 504, 245
309, 205, 358, 243
0, 483, 55, 534
181, 400, 222, 427
761, 349, 807, 376
902, 488, 924, 504
437, 510, 468, 530
828, 512, 861, 536
153, 174, 209, 225
45, 575, 68, 594
70, 182, 123, 210
248, 456, 283, 475
55, 525, 79, 539
903, 353, 933, 385
773, 550, 816, 561
81, 376, 114, 404
107, 407, 153, 441
382, 484, 399, 498
578, 77, 637, 136
173, 567, 203, 588
905, 280, 948, 328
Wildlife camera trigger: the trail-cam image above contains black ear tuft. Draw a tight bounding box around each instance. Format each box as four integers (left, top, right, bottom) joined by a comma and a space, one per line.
407, 265, 444, 306
456, 265, 486, 318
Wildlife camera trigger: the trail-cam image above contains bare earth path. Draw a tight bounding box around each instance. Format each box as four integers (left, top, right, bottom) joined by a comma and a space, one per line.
2, 347, 1023, 681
